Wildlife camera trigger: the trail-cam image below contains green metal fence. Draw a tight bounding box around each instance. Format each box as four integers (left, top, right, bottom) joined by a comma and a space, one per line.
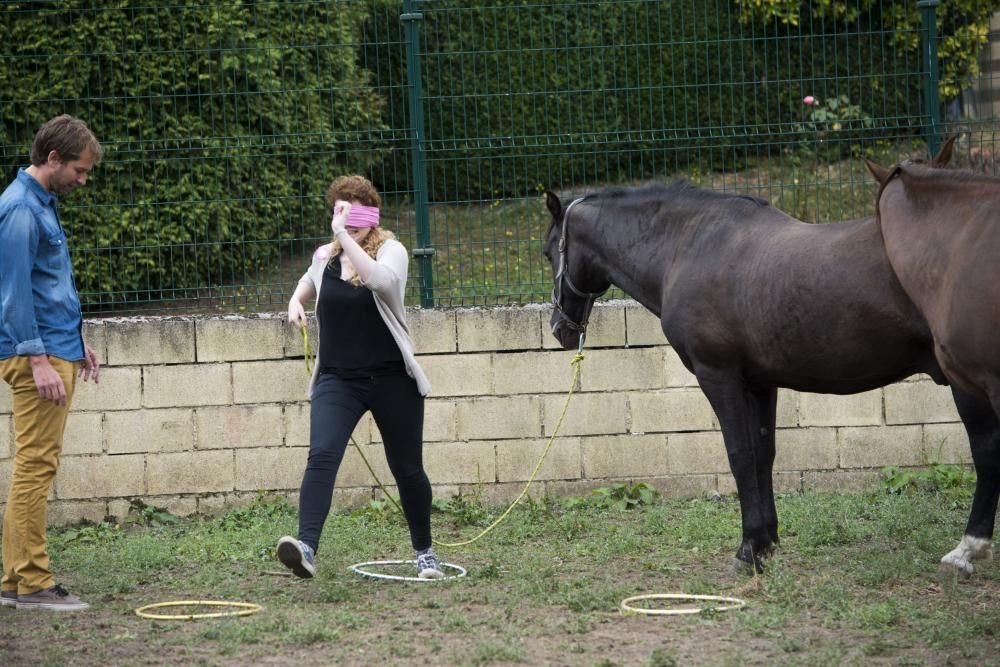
1, 1, 997, 314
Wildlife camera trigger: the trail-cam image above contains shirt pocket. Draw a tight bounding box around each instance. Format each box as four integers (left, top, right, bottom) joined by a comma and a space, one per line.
45, 229, 67, 272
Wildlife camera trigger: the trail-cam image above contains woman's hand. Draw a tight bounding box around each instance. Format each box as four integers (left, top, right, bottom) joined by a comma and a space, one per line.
331, 201, 352, 236
287, 298, 306, 327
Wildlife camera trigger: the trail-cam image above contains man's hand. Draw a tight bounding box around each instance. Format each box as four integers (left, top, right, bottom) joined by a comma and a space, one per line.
30, 355, 67, 406
79, 345, 100, 384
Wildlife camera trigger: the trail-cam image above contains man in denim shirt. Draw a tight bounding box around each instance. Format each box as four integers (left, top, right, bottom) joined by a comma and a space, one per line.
0, 115, 102, 612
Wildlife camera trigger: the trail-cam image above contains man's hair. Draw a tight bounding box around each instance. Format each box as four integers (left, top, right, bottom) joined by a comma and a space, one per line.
325, 174, 381, 209
30, 114, 104, 166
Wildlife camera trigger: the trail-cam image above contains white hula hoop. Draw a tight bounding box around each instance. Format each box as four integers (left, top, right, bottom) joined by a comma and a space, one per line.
620, 593, 747, 616
349, 559, 467, 582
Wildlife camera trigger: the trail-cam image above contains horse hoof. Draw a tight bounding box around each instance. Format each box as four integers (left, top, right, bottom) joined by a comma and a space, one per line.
936, 560, 973, 581
731, 557, 757, 576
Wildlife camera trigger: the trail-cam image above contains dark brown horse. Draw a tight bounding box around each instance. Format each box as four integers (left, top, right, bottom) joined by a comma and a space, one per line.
543, 147, 994, 574
865, 156, 1000, 575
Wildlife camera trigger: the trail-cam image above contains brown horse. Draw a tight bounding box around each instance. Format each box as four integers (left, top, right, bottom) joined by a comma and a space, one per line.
866, 155, 1000, 575
542, 143, 997, 575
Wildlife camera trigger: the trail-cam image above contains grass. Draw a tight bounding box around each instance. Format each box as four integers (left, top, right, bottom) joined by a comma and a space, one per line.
2, 476, 998, 666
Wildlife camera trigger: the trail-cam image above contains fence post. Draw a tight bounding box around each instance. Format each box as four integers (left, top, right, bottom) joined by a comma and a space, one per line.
918, 0, 941, 156
401, 1, 434, 307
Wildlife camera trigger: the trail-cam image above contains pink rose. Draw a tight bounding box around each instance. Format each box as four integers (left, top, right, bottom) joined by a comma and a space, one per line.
803, 95, 816, 106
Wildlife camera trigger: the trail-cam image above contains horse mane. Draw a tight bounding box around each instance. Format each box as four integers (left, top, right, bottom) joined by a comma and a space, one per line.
901, 162, 1000, 186
581, 180, 770, 209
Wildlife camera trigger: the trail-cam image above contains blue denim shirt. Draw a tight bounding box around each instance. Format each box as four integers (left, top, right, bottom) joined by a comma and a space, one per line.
0, 169, 84, 361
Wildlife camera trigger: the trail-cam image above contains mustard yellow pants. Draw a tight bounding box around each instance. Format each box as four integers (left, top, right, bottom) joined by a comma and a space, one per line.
0, 356, 78, 595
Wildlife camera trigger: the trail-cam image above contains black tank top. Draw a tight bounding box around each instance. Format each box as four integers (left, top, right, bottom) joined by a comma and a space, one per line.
317, 254, 404, 377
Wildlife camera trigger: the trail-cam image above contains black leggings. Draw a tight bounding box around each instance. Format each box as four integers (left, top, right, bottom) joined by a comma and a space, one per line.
298, 371, 432, 553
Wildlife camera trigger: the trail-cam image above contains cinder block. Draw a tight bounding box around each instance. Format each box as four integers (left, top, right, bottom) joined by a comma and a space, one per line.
423, 441, 497, 484
419, 354, 492, 397
579, 302, 627, 348
195, 405, 283, 450
496, 437, 582, 482
457, 396, 541, 440
283, 403, 311, 448
776, 389, 798, 428
147, 450, 235, 494
47, 500, 107, 527
799, 390, 883, 427
410, 308, 457, 354
421, 399, 456, 443
235, 447, 307, 491
456, 480, 544, 506
0, 383, 10, 415
71, 367, 142, 412
0, 415, 10, 458
332, 486, 376, 509
664, 347, 699, 388
923, 423, 973, 465
0, 460, 10, 499
582, 434, 670, 478
132, 496, 198, 519
885, 381, 960, 425
81, 320, 107, 364
106, 409, 194, 454
233, 360, 307, 404
630, 389, 716, 434
143, 363, 231, 408
582, 347, 667, 392
666, 431, 729, 474
544, 478, 619, 499
541, 392, 626, 437
645, 474, 718, 499
774, 471, 804, 493
107, 498, 131, 522
337, 442, 393, 487
457, 306, 541, 352
624, 302, 667, 347
774, 427, 838, 471
62, 412, 103, 456
839, 425, 924, 468
282, 317, 317, 360
57, 454, 145, 499
196, 317, 285, 362
106, 319, 196, 366
803, 470, 883, 493
493, 351, 580, 395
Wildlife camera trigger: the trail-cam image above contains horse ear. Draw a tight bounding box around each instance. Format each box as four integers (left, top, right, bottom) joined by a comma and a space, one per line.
544, 190, 563, 221
864, 159, 891, 186
929, 134, 957, 168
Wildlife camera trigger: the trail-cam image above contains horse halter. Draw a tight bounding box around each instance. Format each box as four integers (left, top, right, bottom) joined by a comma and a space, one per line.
551, 198, 608, 350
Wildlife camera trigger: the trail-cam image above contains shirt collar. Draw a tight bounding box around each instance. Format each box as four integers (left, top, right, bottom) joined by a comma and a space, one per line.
16, 168, 56, 206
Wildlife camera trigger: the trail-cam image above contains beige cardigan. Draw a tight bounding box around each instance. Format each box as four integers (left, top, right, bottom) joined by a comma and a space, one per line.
300, 239, 431, 397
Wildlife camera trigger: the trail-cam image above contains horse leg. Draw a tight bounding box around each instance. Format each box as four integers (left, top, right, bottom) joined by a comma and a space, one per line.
939, 388, 999, 577
751, 386, 779, 548
695, 367, 777, 573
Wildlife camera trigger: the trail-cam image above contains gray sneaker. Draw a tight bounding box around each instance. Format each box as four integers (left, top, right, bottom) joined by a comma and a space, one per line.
416, 550, 445, 579
1, 590, 16, 608
16, 584, 89, 612
277, 536, 316, 579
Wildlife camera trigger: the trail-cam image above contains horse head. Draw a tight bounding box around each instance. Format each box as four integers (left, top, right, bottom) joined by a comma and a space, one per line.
543, 190, 610, 351
864, 134, 958, 225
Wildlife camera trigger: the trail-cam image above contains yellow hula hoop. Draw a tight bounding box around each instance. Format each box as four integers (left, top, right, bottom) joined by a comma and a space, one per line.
135, 600, 264, 621
619, 593, 747, 616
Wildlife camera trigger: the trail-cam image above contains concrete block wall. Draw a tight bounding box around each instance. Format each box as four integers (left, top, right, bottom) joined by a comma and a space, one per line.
0, 302, 971, 526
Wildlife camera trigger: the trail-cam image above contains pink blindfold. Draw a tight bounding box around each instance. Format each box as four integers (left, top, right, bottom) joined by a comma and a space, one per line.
346, 204, 380, 228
